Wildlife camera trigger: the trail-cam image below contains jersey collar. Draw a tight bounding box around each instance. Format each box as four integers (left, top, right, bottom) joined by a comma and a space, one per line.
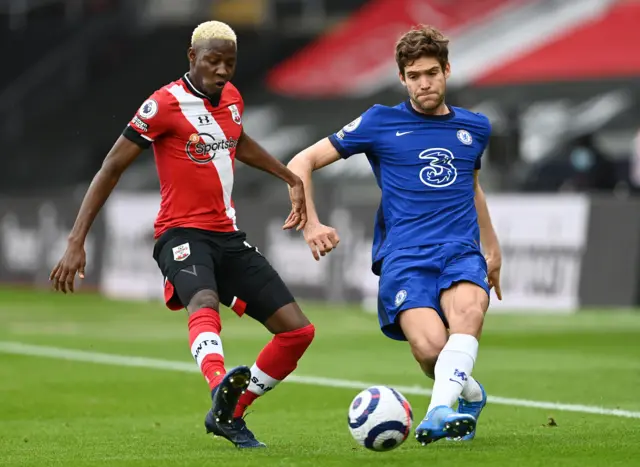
404, 100, 455, 120
182, 73, 222, 107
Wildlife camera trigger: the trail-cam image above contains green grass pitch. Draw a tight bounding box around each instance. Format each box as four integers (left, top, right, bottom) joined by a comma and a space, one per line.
0, 288, 639, 466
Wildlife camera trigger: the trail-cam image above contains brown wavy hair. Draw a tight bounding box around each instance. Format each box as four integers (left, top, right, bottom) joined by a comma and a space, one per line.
395, 25, 449, 76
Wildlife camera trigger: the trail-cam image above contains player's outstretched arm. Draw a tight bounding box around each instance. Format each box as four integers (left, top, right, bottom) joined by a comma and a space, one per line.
287, 138, 341, 261
474, 170, 502, 300
49, 136, 144, 294
235, 130, 307, 231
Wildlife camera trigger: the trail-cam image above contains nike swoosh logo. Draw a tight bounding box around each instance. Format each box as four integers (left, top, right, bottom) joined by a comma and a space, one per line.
396, 131, 413, 136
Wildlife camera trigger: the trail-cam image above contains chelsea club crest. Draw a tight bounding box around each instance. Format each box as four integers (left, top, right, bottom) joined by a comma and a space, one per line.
395, 290, 407, 307
457, 129, 473, 145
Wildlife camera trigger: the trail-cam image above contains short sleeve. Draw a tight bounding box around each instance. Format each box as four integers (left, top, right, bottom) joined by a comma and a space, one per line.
475, 154, 482, 170
122, 90, 172, 149
236, 92, 245, 117
475, 114, 492, 170
327, 107, 377, 159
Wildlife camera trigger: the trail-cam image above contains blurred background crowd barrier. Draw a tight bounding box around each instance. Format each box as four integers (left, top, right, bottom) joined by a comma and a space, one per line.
4, 189, 640, 313
1, 0, 640, 312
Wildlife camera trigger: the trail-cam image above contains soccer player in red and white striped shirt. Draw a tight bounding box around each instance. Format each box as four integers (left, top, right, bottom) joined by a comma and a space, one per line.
50, 21, 319, 449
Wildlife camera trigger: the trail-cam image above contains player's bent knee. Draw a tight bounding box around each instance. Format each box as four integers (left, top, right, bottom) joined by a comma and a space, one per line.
264, 302, 311, 334
281, 303, 311, 331
187, 289, 220, 314
409, 337, 445, 369
447, 305, 485, 334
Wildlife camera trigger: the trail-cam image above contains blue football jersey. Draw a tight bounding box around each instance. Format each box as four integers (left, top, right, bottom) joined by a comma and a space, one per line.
328, 100, 491, 275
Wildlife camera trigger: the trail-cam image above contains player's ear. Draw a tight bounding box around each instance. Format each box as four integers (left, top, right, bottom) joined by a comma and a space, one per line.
444, 62, 451, 79
187, 47, 196, 65
398, 72, 406, 86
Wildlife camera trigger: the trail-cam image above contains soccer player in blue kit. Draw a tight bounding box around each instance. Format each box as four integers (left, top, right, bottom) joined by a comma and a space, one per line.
287, 25, 503, 445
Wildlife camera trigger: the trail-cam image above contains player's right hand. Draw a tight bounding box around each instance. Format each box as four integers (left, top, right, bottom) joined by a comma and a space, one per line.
49, 241, 86, 294
303, 223, 340, 261
284, 179, 308, 231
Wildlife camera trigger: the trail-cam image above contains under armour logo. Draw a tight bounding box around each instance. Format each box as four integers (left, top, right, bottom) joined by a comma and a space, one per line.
198, 115, 211, 125
179, 265, 198, 276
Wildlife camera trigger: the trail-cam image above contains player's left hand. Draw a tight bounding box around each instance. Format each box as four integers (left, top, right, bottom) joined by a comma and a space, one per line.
486, 254, 502, 300
303, 222, 340, 261
284, 179, 307, 231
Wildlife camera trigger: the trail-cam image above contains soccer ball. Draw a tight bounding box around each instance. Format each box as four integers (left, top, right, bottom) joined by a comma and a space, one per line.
347, 385, 413, 451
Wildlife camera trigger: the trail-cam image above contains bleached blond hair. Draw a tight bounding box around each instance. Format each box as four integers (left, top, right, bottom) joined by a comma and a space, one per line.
191, 21, 237, 46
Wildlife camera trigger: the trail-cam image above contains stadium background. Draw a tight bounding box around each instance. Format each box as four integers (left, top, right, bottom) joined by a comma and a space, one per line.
1, 1, 639, 466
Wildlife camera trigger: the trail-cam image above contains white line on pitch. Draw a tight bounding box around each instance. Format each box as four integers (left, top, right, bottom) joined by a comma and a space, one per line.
1, 341, 639, 419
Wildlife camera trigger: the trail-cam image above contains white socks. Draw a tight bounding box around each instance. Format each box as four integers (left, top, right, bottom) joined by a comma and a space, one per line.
427, 333, 479, 413
461, 375, 484, 403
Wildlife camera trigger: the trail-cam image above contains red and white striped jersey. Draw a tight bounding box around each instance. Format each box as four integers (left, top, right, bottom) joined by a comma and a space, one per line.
123, 74, 244, 239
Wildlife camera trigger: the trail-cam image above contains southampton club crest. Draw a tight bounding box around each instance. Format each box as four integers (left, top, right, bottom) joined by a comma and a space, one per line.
228, 104, 241, 125
418, 148, 457, 188
172, 242, 191, 261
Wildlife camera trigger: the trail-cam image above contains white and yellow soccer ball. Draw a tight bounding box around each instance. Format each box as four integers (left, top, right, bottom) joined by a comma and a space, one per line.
347, 385, 414, 451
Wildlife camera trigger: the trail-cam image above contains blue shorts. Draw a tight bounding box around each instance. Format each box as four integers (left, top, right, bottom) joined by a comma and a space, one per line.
377, 243, 490, 341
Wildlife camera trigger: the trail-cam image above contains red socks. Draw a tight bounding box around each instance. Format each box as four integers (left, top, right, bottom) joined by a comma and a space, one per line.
234, 323, 315, 418
188, 308, 226, 390
188, 309, 315, 419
